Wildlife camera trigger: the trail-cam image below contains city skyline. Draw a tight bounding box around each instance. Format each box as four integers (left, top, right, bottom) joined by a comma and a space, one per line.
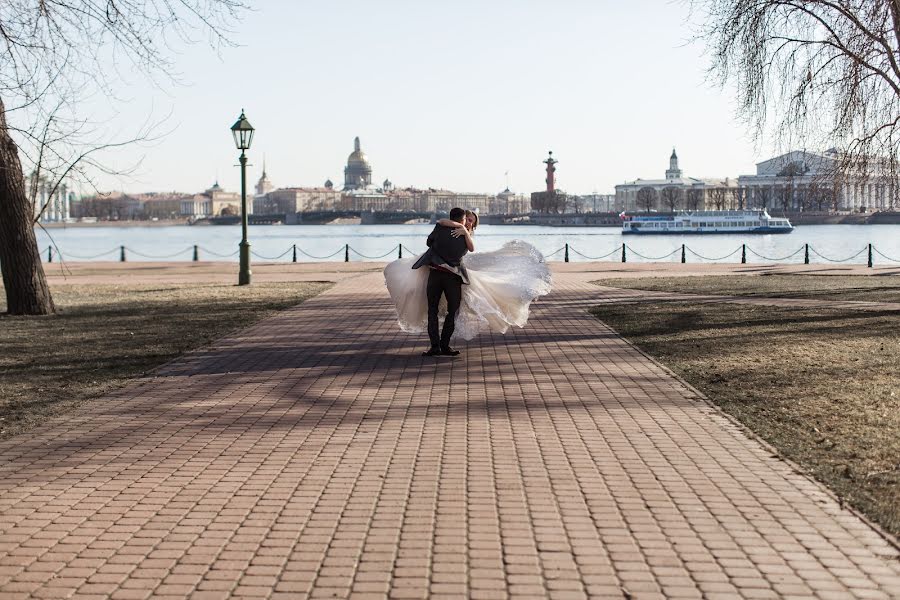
76, 1, 773, 198
86, 139, 753, 198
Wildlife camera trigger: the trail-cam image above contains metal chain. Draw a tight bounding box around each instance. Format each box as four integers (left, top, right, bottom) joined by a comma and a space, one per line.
250, 247, 294, 261
348, 246, 402, 259
685, 246, 742, 261
568, 246, 621, 260
126, 246, 194, 259
296, 247, 346, 260
543, 247, 566, 258
746, 246, 805, 261
198, 246, 240, 258
624, 245, 681, 260
872, 246, 900, 263
808, 246, 869, 263
57, 247, 120, 260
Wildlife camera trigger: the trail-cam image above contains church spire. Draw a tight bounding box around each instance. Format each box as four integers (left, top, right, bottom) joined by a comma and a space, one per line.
666, 147, 682, 180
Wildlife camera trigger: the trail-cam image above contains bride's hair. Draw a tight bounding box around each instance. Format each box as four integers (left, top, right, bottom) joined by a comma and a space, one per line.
465, 210, 479, 233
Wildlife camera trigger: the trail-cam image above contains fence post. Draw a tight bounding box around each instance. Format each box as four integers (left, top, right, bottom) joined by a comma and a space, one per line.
47, 246, 53, 263
621, 243, 626, 263
681, 244, 686, 264
564, 243, 569, 263
120, 245, 126, 262
293, 244, 298, 263
344, 243, 350, 263
868, 243, 873, 268
804, 243, 809, 265
398, 244, 403, 259
741, 243, 746, 264
193, 245, 199, 262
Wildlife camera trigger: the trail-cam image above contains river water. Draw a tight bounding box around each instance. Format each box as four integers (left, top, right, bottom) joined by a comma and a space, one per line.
35, 224, 900, 265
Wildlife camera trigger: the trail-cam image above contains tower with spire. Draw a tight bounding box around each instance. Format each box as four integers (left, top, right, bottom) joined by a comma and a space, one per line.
255, 157, 273, 195
665, 148, 683, 180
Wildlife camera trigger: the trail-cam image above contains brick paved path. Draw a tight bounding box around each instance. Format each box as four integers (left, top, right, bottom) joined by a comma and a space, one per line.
2, 271, 899, 600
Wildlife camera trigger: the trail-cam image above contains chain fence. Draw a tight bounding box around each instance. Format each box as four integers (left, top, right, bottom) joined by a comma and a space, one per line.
808, 246, 869, 263
126, 246, 194, 259
624, 245, 681, 261
568, 246, 621, 260
745, 246, 806, 262
42, 242, 898, 267
686, 246, 743, 261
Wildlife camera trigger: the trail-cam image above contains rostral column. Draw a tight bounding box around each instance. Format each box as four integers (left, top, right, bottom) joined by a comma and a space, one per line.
544, 151, 557, 193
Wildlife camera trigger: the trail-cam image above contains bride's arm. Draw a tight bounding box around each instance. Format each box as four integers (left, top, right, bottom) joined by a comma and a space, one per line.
460, 228, 474, 252
437, 218, 465, 228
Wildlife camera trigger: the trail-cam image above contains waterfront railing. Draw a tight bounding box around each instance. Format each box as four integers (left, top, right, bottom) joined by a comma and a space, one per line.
43, 242, 900, 267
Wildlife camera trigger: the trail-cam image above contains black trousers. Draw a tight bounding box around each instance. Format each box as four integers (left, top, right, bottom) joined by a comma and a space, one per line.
426, 269, 462, 350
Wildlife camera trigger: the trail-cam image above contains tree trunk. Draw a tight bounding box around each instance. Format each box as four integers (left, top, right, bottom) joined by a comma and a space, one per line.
0, 97, 55, 315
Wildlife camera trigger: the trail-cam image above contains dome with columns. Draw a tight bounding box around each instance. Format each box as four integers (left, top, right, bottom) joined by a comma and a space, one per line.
344, 137, 372, 190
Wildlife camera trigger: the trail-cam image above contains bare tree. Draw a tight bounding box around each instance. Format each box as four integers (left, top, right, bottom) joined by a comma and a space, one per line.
660, 187, 683, 212
755, 186, 773, 210
708, 186, 728, 210
1, 1, 247, 315
695, 0, 900, 200
776, 185, 793, 212
734, 186, 747, 210
636, 187, 657, 213
685, 187, 704, 210
807, 182, 825, 211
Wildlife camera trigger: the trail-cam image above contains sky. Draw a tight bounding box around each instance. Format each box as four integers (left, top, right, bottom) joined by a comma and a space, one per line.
82, 0, 770, 196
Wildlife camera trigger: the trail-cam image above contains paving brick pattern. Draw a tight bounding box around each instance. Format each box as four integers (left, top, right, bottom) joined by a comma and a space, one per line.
1, 271, 899, 599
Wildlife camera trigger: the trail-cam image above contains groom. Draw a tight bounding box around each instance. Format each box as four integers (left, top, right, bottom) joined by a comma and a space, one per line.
412, 207, 470, 357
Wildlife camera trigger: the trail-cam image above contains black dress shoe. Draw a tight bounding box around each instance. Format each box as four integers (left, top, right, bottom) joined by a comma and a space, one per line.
422, 347, 441, 356
440, 348, 460, 356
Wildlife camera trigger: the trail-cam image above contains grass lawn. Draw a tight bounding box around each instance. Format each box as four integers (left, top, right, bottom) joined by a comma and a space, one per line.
0, 281, 330, 439
591, 276, 900, 538
594, 274, 900, 303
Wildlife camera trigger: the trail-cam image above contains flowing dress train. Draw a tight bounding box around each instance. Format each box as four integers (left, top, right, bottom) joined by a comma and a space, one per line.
383, 240, 552, 341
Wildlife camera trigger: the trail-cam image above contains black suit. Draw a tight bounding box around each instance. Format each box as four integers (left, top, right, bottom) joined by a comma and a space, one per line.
412, 224, 468, 350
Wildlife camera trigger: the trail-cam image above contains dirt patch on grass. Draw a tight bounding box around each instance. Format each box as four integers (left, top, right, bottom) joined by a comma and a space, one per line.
591, 298, 900, 539
593, 274, 900, 303
0, 282, 330, 439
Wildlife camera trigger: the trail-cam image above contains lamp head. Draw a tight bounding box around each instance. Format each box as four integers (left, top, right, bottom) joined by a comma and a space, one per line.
230, 110, 255, 150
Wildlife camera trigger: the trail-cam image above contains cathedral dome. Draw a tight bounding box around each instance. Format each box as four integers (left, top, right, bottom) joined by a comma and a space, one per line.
348, 149, 370, 167
347, 137, 370, 168
344, 136, 373, 190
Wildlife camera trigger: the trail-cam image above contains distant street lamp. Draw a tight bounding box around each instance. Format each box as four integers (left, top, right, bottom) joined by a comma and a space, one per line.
230, 110, 255, 285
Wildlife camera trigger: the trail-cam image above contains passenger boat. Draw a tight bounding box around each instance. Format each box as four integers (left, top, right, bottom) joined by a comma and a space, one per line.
621, 210, 793, 234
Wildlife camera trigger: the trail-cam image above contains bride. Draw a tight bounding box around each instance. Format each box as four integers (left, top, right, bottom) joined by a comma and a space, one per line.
383, 210, 553, 341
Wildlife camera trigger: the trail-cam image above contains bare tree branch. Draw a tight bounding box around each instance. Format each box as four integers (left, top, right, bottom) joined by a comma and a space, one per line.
692, 0, 900, 189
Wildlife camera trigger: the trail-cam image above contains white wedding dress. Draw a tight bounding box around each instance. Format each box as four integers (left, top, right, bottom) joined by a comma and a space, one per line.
383, 240, 552, 341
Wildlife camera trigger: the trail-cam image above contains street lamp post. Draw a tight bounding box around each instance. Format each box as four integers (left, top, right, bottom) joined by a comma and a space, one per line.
231, 110, 255, 286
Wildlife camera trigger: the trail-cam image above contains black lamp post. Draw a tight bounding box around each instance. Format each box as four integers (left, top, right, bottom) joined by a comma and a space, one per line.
230, 110, 255, 285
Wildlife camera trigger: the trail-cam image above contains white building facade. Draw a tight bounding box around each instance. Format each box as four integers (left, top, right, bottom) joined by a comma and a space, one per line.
29, 175, 75, 222
615, 149, 732, 212
737, 150, 898, 212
